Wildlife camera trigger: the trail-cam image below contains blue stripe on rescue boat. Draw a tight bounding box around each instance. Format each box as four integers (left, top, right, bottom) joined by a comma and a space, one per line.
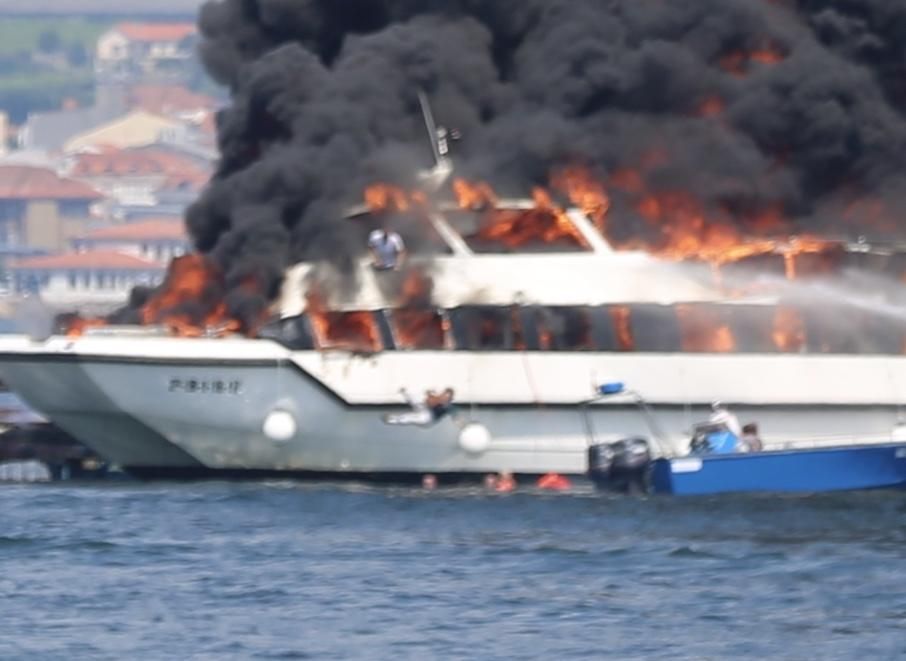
651, 444, 906, 495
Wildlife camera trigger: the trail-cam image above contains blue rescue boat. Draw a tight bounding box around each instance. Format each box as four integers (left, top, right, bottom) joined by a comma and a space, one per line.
649, 444, 906, 495
582, 383, 906, 496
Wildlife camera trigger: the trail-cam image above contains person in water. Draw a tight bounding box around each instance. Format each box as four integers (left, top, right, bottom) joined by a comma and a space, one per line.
494, 471, 517, 493
537, 472, 572, 491
383, 387, 456, 426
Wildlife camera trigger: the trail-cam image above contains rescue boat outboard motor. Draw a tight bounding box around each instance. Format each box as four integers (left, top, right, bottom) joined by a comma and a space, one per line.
587, 437, 652, 494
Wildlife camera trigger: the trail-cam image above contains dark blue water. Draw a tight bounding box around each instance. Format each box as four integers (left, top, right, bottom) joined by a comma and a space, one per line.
2, 482, 906, 660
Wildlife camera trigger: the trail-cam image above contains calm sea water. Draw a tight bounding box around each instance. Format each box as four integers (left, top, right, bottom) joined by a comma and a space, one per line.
1, 481, 905, 660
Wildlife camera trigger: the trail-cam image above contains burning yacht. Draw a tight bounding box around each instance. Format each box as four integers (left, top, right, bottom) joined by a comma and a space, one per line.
4, 1, 906, 480
1, 179, 906, 480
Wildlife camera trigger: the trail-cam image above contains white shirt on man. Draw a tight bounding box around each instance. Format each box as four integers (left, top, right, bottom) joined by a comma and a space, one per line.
709, 406, 742, 438
368, 229, 405, 269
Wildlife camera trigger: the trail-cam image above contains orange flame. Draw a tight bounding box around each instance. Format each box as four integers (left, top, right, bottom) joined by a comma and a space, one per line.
781, 238, 840, 279
750, 48, 785, 65
772, 306, 806, 352
392, 310, 447, 350
719, 44, 785, 76
65, 315, 107, 338
139, 254, 247, 336
365, 184, 413, 213
398, 269, 433, 307
695, 95, 726, 118
610, 306, 635, 351
362, 166, 842, 281
676, 306, 736, 353
551, 166, 611, 232
464, 182, 590, 250
305, 288, 381, 353
453, 178, 498, 211
609, 168, 645, 194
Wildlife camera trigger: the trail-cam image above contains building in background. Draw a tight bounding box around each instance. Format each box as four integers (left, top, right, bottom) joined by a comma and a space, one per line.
0, 166, 103, 254
65, 145, 209, 210
63, 110, 186, 154
19, 83, 128, 153
72, 217, 189, 265
0, 112, 8, 157
95, 22, 196, 83
8, 250, 163, 309
128, 83, 216, 121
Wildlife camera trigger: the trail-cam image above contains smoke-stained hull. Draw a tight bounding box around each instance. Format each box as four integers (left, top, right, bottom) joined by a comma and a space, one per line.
0, 334, 904, 479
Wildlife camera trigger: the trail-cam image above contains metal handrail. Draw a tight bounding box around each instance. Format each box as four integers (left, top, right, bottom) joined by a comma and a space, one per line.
579, 389, 675, 458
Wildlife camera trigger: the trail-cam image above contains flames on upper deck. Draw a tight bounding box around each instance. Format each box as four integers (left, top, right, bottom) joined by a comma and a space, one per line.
65, 162, 906, 356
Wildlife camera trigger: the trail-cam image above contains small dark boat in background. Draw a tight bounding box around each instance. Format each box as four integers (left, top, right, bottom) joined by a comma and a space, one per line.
0, 383, 110, 482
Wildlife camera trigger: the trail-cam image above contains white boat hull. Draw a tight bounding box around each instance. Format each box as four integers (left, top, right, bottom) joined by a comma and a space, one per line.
0, 334, 904, 478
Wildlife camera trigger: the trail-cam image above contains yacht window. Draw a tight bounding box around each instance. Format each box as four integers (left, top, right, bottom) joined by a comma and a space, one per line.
884, 254, 906, 301
803, 305, 895, 354
526, 306, 596, 351
730, 305, 787, 354
718, 254, 786, 290
859, 311, 903, 354
449, 307, 515, 350
388, 308, 449, 350
767, 306, 806, 353
789, 245, 846, 279
675, 304, 736, 353
628, 305, 682, 352
608, 305, 635, 351
308, 310, 383, 353
257, 316, 315, 350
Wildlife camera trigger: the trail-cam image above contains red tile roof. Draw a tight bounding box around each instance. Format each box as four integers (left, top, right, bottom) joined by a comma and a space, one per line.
115, 23, 196, 43
11, 251, 162, 271
0, 166, 103, 200
69, 148, 210, 189
79, 218, 188, 242
129, 84, 217, 116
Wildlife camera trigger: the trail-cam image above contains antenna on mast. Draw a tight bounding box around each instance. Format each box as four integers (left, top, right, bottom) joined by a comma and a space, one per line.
417, 89, 453, 190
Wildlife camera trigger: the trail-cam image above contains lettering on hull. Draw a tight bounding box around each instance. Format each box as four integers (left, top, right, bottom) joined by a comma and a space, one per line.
168, 378, 243, 395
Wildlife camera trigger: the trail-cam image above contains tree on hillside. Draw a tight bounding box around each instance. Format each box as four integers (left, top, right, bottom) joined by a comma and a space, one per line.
38, 30, 61, 53
66, 44, 88, 68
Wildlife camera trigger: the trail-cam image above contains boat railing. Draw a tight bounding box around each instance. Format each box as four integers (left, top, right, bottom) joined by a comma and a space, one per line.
579, 383, 675, 458
765, 432, 900, 451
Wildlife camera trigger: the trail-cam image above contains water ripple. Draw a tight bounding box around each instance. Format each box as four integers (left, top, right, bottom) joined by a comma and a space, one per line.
0, 483, 903, 660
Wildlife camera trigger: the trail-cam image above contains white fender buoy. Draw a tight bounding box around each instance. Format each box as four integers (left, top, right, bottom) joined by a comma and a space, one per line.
263, 409, 297, 442
458, 423, 492, 455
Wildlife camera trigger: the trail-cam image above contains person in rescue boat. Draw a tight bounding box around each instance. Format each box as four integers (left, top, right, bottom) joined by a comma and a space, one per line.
368, 228, 406, 271
739, 423, 764, 452
704, 402, 743, 454
383, 387, 456, 426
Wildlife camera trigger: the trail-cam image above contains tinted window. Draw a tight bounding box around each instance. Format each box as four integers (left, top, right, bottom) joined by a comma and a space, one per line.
388, 308, 449, 350
628, 305, 682, 352
450, 306, 515, 350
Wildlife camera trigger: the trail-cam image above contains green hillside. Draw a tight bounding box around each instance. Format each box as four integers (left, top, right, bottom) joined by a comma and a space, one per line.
0, 17, 108, 55
0, 17, 110, 122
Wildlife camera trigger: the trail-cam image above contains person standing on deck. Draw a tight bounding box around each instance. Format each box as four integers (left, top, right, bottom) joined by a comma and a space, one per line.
368, 228, 406, 271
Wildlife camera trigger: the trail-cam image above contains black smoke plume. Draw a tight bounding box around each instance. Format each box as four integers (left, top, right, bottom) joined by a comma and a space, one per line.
183, 0, 906, 328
